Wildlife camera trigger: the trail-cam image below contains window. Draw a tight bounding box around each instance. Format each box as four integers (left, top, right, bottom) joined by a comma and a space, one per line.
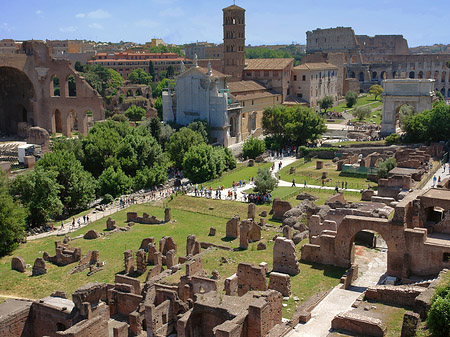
255, 71, 260, 77
251, 100, 254, 105
246, 72, 251, 77
302, 75, 306, 81
294, 75, 297, 81
274, 71, 278, 77
444, 253, 450, 262
297, 93, 303, 98
264, 71, 269, 77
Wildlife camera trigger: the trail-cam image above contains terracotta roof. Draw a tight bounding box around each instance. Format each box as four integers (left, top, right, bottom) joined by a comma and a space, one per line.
233, 91, 280, 101
223, 4, 245, 11
244, 58, 293, 70
294, 62, 338, 71
227, 80, 266, 93
195, 66, 228, 78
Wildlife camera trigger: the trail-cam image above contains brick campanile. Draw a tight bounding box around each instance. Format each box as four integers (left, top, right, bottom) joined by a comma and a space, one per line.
223, 4, 246, 81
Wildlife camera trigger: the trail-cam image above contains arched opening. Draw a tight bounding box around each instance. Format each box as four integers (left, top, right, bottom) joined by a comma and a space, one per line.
425, 71, 431, 78
380, 71, 387, 80
54, 109, 62, 133
442, 71, 447, 83
418, 71, 423, 79
397, 104, 415, 128
142, 318, 147, 331
66, 75, 76, 97
358, 72, 364, 82
56, 323, 66, 331
409, 71, 415, 79
136, 89, 142, 96
190, 311, 227, 337
434, 71, 439, 81
441, 88, 446, 96
349, 71, 355, 79
350, 230, 388, 286
229, 117, 235, 137
371, 71, 378, 81
360, 89, 365, 93
0, 66, 35, 135
51, 76, 60, 96
448, 88, 450, 98
392, 71, 398, 79
127, 89, 133, 97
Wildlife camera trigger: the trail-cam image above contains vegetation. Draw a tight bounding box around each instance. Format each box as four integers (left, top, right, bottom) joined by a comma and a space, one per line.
77, 64, 124, 97
368, 84, 383, 100
318, 96, 334, 113
427, 277, 450, 336
124, 105, 146, 121
353, 105, 371, 122
0, 171, 26, 257
345, 91, 358, 108
385, 133, 401, 145
97, 166, 132, 198
128, 68, 152, 85
262, 105, 327, 147
243, 137, 266, 159
254, 167, 278, 194
167, 127, 205, 169
246, 47, 292, 59
147, 45, 184, 57
377, 157, 397, 179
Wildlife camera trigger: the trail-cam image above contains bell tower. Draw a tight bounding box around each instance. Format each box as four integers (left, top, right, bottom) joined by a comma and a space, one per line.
223, 4, 245, 81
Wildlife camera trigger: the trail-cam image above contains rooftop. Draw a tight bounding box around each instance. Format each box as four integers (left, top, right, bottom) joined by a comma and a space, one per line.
294, 62, 338, 71
227, 80, 266, 93
244, 58, 293, 70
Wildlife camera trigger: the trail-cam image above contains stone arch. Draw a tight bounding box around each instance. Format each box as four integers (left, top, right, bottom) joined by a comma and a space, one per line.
392, 71, 398, 79
380, 71, 387, 80
127, 89, 133, 97
418, 71, 423, 79
56, 323, 66, 331
442, 71, 447, 83
66, 74, 76, 97
136, 89, 142, 96
371, 71, 378, 81
0, 66, 36, 134
409, 71, 415, 79
349, 71, 355, 79
425, 71, 431, 78
448, 88, 450, 98
441, 88, 446, 96
358, 71, 364, 82
434, 71, 439, 81
51, 75, 60, 96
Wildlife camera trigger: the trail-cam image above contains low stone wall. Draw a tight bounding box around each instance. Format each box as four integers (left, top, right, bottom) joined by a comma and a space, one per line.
365, 285, 425, 307
331, 312, 387, 337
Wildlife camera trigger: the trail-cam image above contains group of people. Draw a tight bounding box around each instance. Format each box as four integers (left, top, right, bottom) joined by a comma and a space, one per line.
244, 192, 272, 204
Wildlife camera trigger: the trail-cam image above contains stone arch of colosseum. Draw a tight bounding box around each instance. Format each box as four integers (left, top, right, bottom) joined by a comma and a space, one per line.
0, 41, 104, 137
380, 79, 435, 136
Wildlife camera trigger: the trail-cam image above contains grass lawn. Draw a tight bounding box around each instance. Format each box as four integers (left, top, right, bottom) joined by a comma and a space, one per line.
202, 162, 272, 189
333, 94, 383, 113
330, 140, 386, 147
350, 108, 383, 125
279, 158, 377, 190
0, 194, 347, 319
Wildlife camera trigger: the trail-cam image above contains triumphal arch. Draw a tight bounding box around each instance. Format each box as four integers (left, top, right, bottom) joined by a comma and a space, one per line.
380, 79, 435, 136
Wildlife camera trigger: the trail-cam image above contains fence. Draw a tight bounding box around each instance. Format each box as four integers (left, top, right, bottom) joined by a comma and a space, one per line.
341, 164, 378, 176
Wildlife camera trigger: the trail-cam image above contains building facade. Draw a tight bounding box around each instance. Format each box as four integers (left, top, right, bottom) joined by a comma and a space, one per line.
222, 5, 246, 80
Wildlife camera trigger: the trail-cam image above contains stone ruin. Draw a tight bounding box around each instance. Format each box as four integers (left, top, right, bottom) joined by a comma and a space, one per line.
226, 214, 240, 239
69, 250, 101, 275
272, 198, 293, 220
273, 237, 300, 276
186, 234, 201, 257
43, 241, 81, 266
106, 217, 117, 230
27, 126, 50, 152
11, 256, 26, 273
248, 202, 256, 219
269, 272, 291, 297
83, 229, 100, 240
126, 209, 171, 225
124, 249, 135, 274
239, 219, 262, 249
32, 257, 47, 276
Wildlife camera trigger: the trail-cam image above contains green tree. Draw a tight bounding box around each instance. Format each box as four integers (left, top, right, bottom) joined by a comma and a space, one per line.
377, 157, 397, 179
74, 61, 84, 72
167, 127, 205, 168
167, 65, 175, 78
318, 96, 334, 113
149, 117, 161, 140
125, 105, 146, 121
133, 163, 167, 190
149, 61, 155, 80
345, 91, 358, 108
98, 166, 131, 198
187, 120, 210, 143
154, 97, 163, 119
435, 89, 445, 102
159, 123, 175, 149
243, 137, 265, 159
368, 84, 383, 100
68, 75, 76, 96
223, 147, 237, 170
353, 106, 371, 122
182, 144, 217, 183
10, 167, 63, 226
152, 78, 174, 98
427, 282, 450, 337
0, 171, 27, 257
148, 45, 184, 57
385, 133, 401, 145
36, 150, 96, 212
128, 68, 152, 85
254, 167, 278, 194
111, 113, 128, 122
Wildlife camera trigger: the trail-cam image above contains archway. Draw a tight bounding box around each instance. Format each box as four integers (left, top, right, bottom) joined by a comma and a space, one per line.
0, 66, 35, 134
448, 88, 450, 98
380, 71, 387, 80
418, 71, 423, 79
434, 71, 439, 81
349, 71, 356, 79
51, 76, 60, 96
66, 75, 76, 97
229, 117, 235, 137
396, 104, 415, 129
442, 71, 447, 83
425, 71, 431, 78
56, 323, 66, 331
54, 109, 62, 133
358, 72, 364, 82
392, 71, 398, 79
441, 88, 446, 96
409, 71, 415, 79
371, 71, 378, 81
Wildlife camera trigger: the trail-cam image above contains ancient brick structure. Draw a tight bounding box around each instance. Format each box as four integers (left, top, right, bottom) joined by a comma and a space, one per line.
11, 256, 26, 273
123, 250, 134, 274
248, 202, 256, 220
186, 234, 201, 256
272, 198, 292, 220
69, 250, 100, 275
43, 241, 81, 266
159, 236, 177, 255
226, 214, 240, 239
139, 237, 154, 250
106, 217, 117, 230
136, 250, 147, 274
164, 207, 171, 222
83, 229, 99, 240
127, 212, 162, 225
269, 272, 291, 297
273, 237, 300, 276
32, 257, 47, 276
237, 262, 267, 296
331, 312, 387, 337
0, 41, 104, 137
166, 249, 177, 268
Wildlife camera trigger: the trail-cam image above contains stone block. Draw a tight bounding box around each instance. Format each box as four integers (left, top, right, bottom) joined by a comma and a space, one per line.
32, 257, 47, 276
282, 226, 292, 240
257, 242, 267, 250
106, 217, 117, 230
272, 198, 292, 220
316, 161, 323, 169
331, 312, 387, 337
164, 208, 171, 222
127, 212, 138, 222
248, 203, 256, 220
401, 311, 420, 337
124, 250, 134, 274
136, 250, 147, 274
24, 155, 35, 169
361, 189, 375, 201
11, 256, 26, 272
209, 227, 216, 236
84, 229, 100, 240
166, 249, 177, 268
140, 237, 154, 250
226, 215, 240, 239
269, 272, 291, 297
273, 237, 300, 276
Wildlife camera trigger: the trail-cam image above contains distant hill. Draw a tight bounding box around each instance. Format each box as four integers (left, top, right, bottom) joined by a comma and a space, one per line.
410, 44, 450, 54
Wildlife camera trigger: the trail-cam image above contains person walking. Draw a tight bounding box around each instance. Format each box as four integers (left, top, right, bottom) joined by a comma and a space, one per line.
292, 179, 296, 187
304, 179, 307, 187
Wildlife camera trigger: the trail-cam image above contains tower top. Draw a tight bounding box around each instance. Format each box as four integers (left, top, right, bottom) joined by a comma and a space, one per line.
223, 4, 245, 11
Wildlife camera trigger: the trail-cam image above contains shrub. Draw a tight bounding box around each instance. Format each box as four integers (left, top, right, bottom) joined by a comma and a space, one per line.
111, 113, 128, 122
353, 106, 371, 122
125, 105, 146, 121
345, 91, 358, 108
254, 167, 278, 194
385, 133, 401, 145
377, 157, 397, 179
427, 292, 450, 336
102, 193, 114, 204
243, 137, 265, 159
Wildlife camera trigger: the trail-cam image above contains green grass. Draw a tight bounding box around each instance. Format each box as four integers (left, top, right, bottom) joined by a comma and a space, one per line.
202, 162, 272, 189
279, 158, 377, 190
333, 94, 383, 113
350, 108, 383, 125
330, 140, 386, 147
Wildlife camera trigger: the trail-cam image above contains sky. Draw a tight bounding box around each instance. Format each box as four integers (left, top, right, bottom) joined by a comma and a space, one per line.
0, 0, 449, 47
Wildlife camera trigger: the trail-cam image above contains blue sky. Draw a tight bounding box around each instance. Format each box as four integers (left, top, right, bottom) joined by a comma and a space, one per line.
0, 0, 449, 47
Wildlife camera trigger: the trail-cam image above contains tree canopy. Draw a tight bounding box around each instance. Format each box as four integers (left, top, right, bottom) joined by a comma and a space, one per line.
262, 105, 327, 147
128, 68, 152, 85
368, 84, 383, 100
125, 105, 146, 121
254, 167, 278, 194
319, 96, 334, 113
243, 137, 265, 159
167, 127, 205, 169
345, 91, 358, 108
80, 64, 124, 97
353, 106, 371, 122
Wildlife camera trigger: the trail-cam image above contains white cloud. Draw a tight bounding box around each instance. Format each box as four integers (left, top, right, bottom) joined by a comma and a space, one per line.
88, 23, 103, 30
35, 10, 42, 15
87, 9, 111, 19
159, 7, 183, 17
59, 26, 77, 33
75, 13, 85, 18
1, 23, 14, 32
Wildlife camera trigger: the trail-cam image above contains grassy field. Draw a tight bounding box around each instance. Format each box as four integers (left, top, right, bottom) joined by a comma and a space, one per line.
0, 194, 347, 319
329, 140, 386, 147
350, 107, 383, 125
333, 94, 383, 113
279, 158, 377, 190
202, 162, 272, 189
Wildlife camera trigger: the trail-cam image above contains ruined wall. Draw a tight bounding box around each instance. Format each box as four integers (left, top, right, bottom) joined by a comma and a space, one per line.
0, 300, 33, 337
